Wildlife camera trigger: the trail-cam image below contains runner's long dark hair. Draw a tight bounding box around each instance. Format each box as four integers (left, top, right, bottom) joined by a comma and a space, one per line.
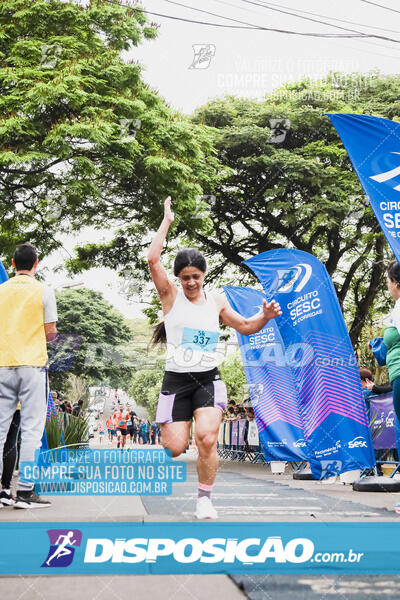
387, 260, 400, 287
150, 249, 207, 347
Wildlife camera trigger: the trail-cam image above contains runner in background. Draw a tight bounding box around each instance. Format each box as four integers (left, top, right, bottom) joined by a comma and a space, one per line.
115, 407, 128, 449
127, 410, 136, 445
147, 197, 281, 519
106, 416, 114, 443
112, 408, 122, 448
98, 419, 105, 444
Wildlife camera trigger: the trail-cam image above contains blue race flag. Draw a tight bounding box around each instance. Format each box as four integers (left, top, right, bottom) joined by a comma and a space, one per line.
244, 248, 375, 478
46, 390, 56, 421
0, 260, 7, 284
327, 113, 400, 263
224, 286, 309, 462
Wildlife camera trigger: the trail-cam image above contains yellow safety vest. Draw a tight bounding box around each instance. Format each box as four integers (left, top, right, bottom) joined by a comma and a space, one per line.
0, 276, 48, 367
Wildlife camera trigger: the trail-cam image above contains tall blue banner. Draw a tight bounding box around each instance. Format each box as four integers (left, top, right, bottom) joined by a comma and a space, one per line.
327, 113, 400, 263
224, 286, 308, 462
244, 249, 375, 478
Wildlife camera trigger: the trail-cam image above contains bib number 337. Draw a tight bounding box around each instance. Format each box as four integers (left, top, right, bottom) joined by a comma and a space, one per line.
181, 327, 220, 353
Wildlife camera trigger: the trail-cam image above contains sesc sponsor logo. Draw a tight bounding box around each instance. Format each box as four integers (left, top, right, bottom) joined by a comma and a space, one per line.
293, 439, 307, 448
348, 436, 368, 449
84, 536, 314, 565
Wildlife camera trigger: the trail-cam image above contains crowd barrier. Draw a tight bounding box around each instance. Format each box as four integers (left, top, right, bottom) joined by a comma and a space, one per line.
218, 393, 400, 476
370, 393, 400, 476
370, 393, 397, 450
217, 419, 270, 464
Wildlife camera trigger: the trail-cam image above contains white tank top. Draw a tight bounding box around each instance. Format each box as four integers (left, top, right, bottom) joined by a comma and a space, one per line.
164, 288, 222, 373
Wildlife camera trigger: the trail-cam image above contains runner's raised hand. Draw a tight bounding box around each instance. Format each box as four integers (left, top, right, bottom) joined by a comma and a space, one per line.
164, 196, 174, 224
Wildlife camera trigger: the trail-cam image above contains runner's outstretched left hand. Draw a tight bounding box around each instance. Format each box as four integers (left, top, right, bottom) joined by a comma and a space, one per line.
262, 299, 282, 320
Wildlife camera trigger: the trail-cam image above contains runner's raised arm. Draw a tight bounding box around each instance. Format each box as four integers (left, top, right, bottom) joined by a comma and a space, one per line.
147, 196, 175, 299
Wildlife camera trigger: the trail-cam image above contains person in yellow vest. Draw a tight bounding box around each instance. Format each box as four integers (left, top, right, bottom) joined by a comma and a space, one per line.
0, 242, 58, 509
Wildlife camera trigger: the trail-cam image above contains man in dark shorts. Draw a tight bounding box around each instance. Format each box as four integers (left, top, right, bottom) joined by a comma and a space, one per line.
126, 410, 137, 444
115, 409, 129, 449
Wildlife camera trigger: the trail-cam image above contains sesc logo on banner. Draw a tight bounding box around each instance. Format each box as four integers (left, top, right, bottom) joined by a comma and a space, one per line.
348, 436, 368, 449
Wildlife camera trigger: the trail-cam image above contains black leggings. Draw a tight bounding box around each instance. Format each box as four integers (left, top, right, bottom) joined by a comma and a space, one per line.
2, 410, 21, 489
392, 377, 400, 425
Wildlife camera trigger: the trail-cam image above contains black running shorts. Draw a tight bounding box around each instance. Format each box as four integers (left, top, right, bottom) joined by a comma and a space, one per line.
155, 367, 227, 424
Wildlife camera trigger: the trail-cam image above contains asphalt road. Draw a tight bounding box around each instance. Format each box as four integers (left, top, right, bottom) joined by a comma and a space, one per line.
2, 388, 399, 599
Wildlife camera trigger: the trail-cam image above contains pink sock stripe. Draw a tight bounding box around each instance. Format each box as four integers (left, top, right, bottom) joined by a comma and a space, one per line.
198, 483, 213, 492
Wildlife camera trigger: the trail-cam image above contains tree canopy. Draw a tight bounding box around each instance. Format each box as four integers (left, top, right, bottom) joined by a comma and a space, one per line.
189, 74, 400, 344
49, 287, 132, 390
0, 0, 217, 268
2, 1, 399, 346
70, 73, 400, 345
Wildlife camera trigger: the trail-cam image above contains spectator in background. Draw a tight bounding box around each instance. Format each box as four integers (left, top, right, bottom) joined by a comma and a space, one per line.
140, 420, 150, 445
133, 417, 140, 444
136, 420, 142, 444
359, 368, 374, 417
384, 261, 400, 426
360, 367, 392, 418
151, 422, 158, 445
0, 407, 21, 506
224, 406, 235, 421
365, 379, 392, 396
247, 407, 255, 421
72, 399, 84, 417
232, 405, 241, 420
239, 406, 247, 420
0, 242, 58, 509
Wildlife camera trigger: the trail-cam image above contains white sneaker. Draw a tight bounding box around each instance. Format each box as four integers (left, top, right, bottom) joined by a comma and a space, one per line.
195, 496, 218, 519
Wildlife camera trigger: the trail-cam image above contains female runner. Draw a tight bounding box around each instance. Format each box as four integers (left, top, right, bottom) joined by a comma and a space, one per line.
148, 197, 281, 518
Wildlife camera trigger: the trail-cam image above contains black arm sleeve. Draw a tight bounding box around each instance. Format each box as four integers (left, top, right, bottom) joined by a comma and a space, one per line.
372, 383, 392, 395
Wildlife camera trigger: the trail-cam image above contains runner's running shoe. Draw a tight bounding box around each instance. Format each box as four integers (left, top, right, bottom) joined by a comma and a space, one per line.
195, 496, 218, 519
